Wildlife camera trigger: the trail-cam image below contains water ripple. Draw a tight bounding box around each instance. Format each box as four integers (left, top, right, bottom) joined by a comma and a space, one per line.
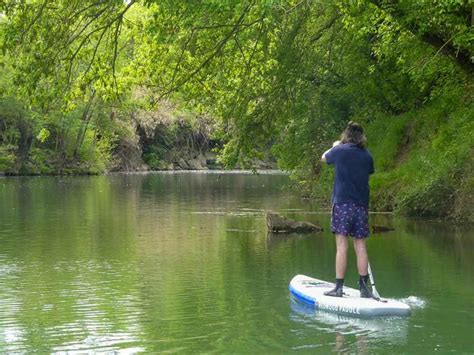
398, 296, 427, 309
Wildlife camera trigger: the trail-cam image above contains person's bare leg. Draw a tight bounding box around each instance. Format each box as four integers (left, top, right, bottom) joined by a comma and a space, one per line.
353, 238, 368, 276
325, 234, 349, 297
353, 238, 373, 298
336, 234, 349, 278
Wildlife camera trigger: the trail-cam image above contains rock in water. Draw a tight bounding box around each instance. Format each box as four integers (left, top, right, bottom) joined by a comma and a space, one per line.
266, 212, 323, 233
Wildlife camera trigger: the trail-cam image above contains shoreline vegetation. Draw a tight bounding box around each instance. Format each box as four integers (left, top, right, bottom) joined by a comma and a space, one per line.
1, 1, 472, 222
0, 107, 277, 175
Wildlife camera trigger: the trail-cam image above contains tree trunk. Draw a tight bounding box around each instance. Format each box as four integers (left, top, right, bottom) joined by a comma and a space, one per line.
471, 5, 473, 27
17, 120, 33, 173
73, 92, 95, 159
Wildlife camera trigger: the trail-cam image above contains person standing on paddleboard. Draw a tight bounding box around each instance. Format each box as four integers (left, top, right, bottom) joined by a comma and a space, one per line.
321, 121, 375, 298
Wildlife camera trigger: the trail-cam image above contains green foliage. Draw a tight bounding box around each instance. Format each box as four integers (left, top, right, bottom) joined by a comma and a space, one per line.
0, 145, 16, 172
27, 147, 54, 175
143, 149, 166, 170
365, 114, 411, 172
0, 0, 472, 219
369, 85, 474, 221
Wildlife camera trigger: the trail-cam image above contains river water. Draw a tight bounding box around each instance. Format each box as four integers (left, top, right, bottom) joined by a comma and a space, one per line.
0, 172, 472, 353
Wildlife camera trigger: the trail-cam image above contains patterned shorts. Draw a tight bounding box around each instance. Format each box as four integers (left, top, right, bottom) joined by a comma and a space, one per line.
331, 202, 369, 239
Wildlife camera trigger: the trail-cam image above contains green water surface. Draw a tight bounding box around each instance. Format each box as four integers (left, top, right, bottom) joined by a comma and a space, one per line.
0, 172, 472, 353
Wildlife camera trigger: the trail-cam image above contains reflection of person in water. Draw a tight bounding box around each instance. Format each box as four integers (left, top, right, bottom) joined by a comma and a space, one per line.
321, 122, 375, 298
335, 331, 368, 354
289, 298, 409, 349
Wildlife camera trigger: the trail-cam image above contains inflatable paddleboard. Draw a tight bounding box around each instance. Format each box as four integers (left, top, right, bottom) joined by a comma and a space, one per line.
289, 275, 411, 318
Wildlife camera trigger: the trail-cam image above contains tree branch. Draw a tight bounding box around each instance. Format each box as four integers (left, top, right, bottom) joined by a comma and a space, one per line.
227, 19, 267, 118
66, 0, 137, 85
419, 31, 460, 72
192, 17, 265, 31
158, 2, 254, 100
82, 24, 109, 79
233, 36, 248, 63
169, 29, 196, 89
112, 18, 122, 90
67, 5, 110, 45
368, 0, 473, 72
20, 0, 49, 42
310, 14, 339, 44
67, 0, 107, 21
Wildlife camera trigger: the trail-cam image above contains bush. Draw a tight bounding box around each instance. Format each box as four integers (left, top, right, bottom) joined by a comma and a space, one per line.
142, 144, 167, 170
27, 148, 54, 174
0, 146, 16, 172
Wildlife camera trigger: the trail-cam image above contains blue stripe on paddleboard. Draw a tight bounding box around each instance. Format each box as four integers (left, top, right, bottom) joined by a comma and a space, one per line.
289, 284, 317, 307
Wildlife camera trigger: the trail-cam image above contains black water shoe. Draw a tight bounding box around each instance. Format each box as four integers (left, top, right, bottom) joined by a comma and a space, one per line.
359, 275, 374, 298
324, 287, 343, 297
324, 278, 344, 297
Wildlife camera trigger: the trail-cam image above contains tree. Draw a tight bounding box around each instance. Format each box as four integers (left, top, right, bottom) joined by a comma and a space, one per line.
1, 0, 472, 177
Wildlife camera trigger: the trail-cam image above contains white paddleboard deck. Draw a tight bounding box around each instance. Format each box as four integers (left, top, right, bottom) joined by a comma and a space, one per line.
289, 274, 411, 318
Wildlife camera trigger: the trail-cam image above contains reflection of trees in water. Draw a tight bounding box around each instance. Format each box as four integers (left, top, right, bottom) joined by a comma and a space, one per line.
370, 216, 474, 305
132, 208, 272, 351
127, 172, 299, 350
129, 172, 294, 214
1, 173, 472, 351
266, 232, 310, 250
129, 174, 318, 352
0, 176, 143, 352
402, 219, 474, 273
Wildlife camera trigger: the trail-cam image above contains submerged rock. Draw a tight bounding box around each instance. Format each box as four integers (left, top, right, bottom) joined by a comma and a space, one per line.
266, 212, 323, 233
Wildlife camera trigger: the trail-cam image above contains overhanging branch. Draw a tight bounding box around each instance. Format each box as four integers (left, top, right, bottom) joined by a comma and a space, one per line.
158, 2, 255, 100
368, 0, 473, 72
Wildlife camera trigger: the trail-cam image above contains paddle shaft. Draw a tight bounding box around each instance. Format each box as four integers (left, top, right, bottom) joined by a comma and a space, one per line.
367, 262, 381, 299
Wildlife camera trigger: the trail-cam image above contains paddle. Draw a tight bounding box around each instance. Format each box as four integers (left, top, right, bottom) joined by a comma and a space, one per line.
368, 262, 386, 302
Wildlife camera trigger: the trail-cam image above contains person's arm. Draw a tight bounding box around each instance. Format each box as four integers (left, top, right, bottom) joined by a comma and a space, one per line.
321, 149, 330, 163
321, 141, 341, 163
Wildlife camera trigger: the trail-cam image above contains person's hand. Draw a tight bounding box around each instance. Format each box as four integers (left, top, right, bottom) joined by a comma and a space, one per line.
332, 140, 341, 147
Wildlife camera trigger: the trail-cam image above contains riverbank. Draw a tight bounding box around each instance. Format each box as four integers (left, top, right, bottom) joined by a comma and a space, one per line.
0, 103, 276, 176
309, 85, 473, 223
1, 88, 472, 222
